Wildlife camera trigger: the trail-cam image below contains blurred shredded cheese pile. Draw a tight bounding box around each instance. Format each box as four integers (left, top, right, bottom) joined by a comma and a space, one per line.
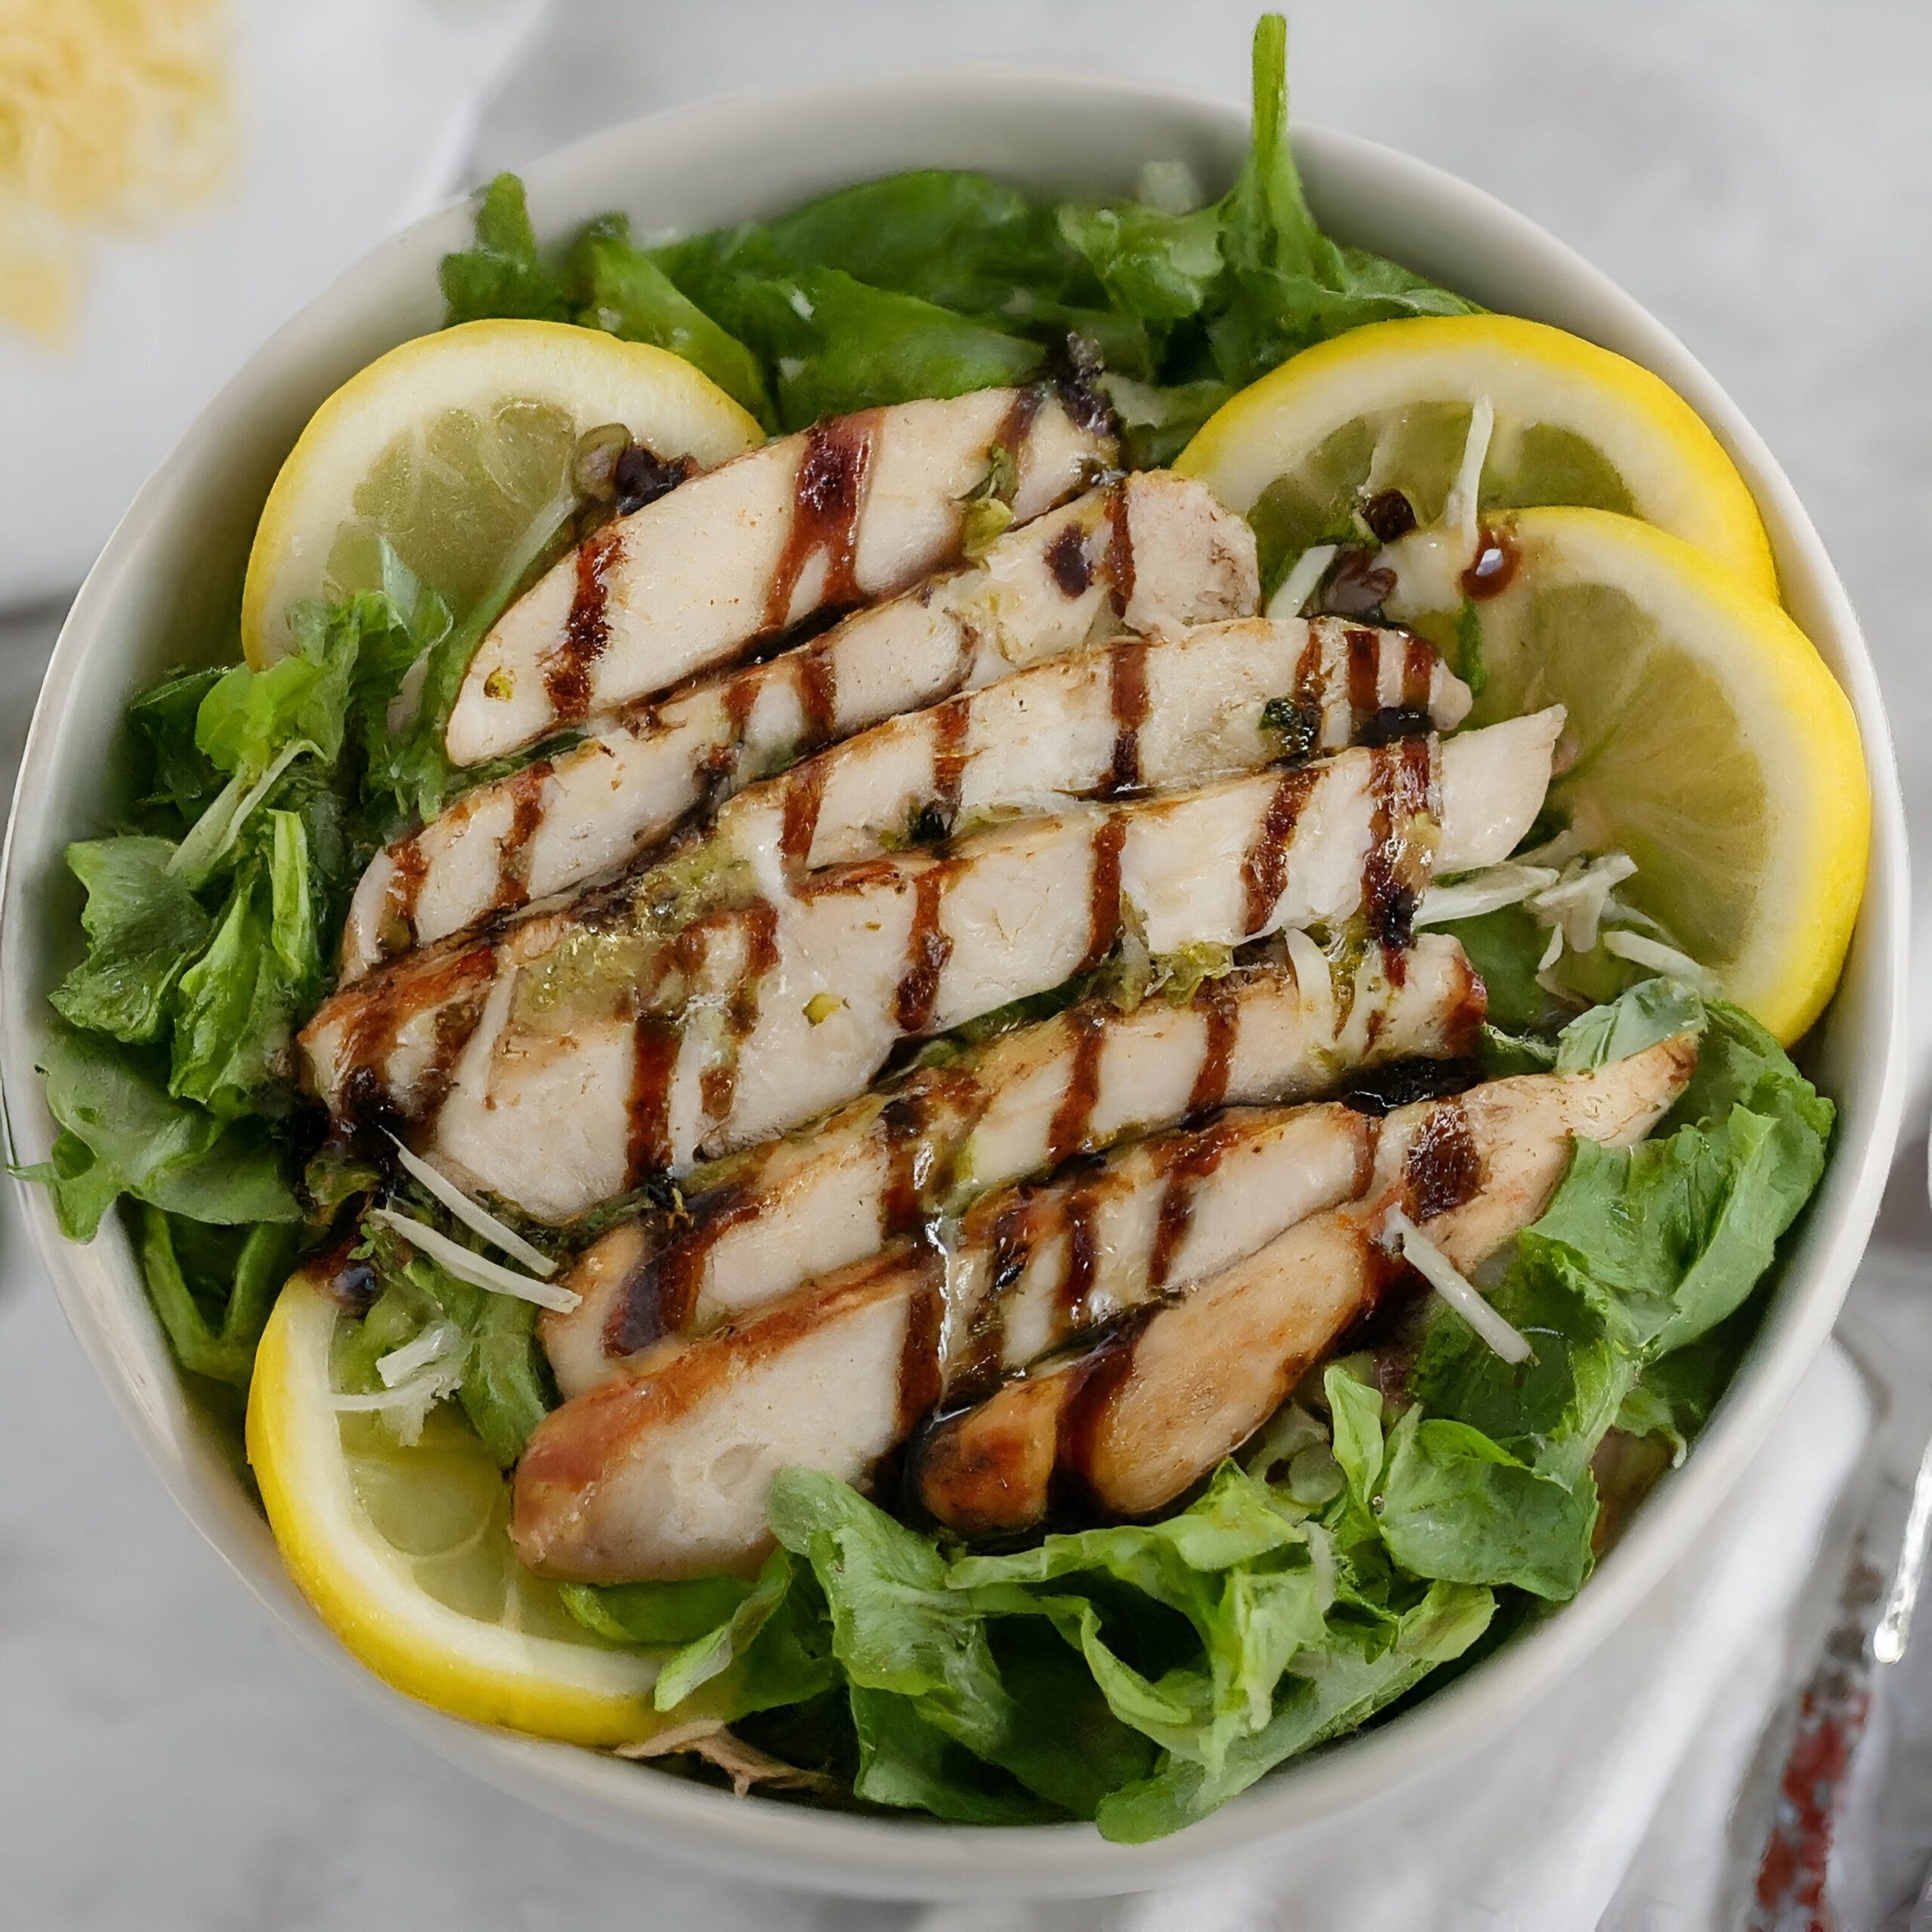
0, 0, 233, 347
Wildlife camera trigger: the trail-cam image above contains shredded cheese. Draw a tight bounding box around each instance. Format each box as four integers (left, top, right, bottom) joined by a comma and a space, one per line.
1266, 543, 1340, 620
1384, 1208, 1532, 1364
333, 1323, 466, 1444
1441, 395, 1496, 542
1415, 862, 1559, 928
369, 1206, 581, 1314
1601, 928, 1720, 995
1528, 851, 1638, 955
386, 1132, 558, 1278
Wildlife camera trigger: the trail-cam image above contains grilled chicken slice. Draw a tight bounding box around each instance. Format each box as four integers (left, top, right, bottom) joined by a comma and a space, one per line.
343, 472, 1259, 979
915, 1032, 1697, 1534
300, 712, 1560, 1222
637, 615, 1471, 888
509, 1036, 1694, 1581
515, 1247, 938, 1580
541, 932, 1484, 1398
512, 1106, 1371, 1583
447, 386, 1114, 764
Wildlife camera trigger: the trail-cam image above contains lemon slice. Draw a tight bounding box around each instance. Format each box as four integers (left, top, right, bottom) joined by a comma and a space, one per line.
1176, 315, 1778, 601
247, 1269, 663, 1744
1428, 507, 1866, 1043
241, 318, 764, 666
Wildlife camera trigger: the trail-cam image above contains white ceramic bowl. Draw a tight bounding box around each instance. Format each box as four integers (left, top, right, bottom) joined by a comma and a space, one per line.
0, 70, 1910, 1903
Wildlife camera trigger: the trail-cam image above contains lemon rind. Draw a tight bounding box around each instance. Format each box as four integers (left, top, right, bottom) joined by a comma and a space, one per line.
248, 1272, 666, 1746
1500, 506, 1866, 1042
239, 318, 765, 667
1177, 314, 1778, 600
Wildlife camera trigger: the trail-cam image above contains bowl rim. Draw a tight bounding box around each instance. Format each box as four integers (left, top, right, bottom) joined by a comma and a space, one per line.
0, 63, 1911, 1903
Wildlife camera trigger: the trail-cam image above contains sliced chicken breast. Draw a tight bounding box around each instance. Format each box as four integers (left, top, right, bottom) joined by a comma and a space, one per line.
914, 1032, 1697, 1534
447, 386, 1114, 764
301, 712, 1561, 1221
343, 472, 1260, 978
654, 614, 1471, 887
541, 932, 1484, 1398
509, 1037, 1694, 1580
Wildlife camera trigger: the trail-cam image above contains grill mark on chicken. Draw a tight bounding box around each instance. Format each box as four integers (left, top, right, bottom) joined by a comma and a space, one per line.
956, 1192, 1036, 1388
700, 898, 780, 1126
1046, 521, 1094, 598
1103, 637, 1151, 795
547, 525, 622, 724
1147, 1115, 1241, 1291
1238, 768, 1318, 937
337, 939, 497, 1128
552, 943, 1484, 1398
1053, 1320, 1145, 1500
928, 697, 971, 835
1401, 633, 1437, 710
1046, 1004, 1109, 1168
1054, 1180, 1105, 1335
1081, 812, 1128, 975
991, 383, 1046, 468
894, 866, 955, 1033
878, 1088, 937, 1230
777, 757, 829, 870
1404, 1101, 1481, 1221
1103, 486, 1137, 617
895, 1254, 947, 1438
1188, 978, 1242, 1115
792, 639, 840, 752
490, 759, 553, 913
603, 1178, 761, 1357
379, 836, 429, 957
1344, 626, 1381, 722
625, 1014, 681, 1186
1362, 737, 1435, 977
764, 414, 878, 635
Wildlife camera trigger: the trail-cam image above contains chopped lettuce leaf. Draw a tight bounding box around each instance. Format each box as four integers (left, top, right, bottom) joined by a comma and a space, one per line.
127, 666, 224, 820
563, 214, 774, 425
440, 17, 1467, 451
558, 1574, 753, 1648
1401, 993, 1831, 1607
1555, 975, 1706, 1073
438, 172, 571, 324
1375, 1407, 1595, 1601
22, 1028, 302, 1240
1057, 200, 1224, 321
1094, 1580, 1494, 1843
50, 837, 211, 1044
1435, 903, 1565, 1036
355, 1220, 557, 1466
758, 169, 1086, 316
1529, 1001, 1831, 1361
135, 1207, 297, 1386
647, 1549, 838, 1722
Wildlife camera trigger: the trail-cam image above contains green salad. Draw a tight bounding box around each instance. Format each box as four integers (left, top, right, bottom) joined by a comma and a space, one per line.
26, 15, 1847, 1842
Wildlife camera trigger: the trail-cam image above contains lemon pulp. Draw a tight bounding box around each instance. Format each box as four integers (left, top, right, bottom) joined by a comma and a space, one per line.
1449, 508, 1866, 1041
242, 318, 764, 665
248, 1271, 664, 1744
1177, 313, 1778, 600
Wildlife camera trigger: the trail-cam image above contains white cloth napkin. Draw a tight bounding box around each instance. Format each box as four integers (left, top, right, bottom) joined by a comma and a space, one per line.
0, 0, 547, 607
897, 1342, 1871, 1932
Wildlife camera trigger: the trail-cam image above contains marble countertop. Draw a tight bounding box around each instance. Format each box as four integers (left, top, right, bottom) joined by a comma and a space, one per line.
3, 5, 1928, 1927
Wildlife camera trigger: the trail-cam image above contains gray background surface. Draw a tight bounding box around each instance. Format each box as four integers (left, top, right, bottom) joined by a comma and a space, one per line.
2, 4, 1927, 1926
